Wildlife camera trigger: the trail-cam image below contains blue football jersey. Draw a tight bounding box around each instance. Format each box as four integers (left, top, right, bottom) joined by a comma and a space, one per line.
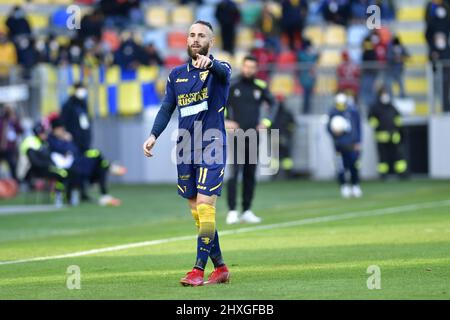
162, 55, 232, 150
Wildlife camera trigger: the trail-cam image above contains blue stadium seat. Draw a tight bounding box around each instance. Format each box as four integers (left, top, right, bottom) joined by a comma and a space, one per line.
196, 5, 217, 28
347, 24, 368, 48
203, 0, 221, 5
143, 29, 167, 53
51, 7, 70, 28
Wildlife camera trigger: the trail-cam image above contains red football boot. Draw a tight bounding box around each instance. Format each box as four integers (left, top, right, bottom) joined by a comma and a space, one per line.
180, 268, 204, 287
204, 265, 230, 285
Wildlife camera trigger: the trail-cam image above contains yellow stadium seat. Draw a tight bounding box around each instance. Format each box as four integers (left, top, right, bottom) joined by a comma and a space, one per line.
145, 6, 168, 28
236, 27, 254, 49
32, 0, 51, 4
324, 25, 346, 47
0, 0, 25, 4
53, 0, 73, 4
316, 75, 337, 94
319, 50, 341, 67
214, 51, 233, 66
397, 7, 425, 22
171, 6, 194, 26
396, 30, 425, 46
29, 14, 49, 29
267, 1, 282, 18
270, 74, 295, 96
405, 54, 428, 67
303, 25, 324, 47
0, 16, 6, 33
404, 78, 428, 95
156, 77, 166, 97
233, 50, 247, 69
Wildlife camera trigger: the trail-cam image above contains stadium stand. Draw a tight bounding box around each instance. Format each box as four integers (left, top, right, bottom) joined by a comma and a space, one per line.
0, 0, 434, 118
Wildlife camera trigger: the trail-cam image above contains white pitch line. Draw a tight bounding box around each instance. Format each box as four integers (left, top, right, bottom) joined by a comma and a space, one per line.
1, 199, 449, 266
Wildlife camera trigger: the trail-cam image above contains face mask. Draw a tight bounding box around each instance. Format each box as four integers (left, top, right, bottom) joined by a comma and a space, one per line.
19, 38, 29, 49
371, 35, 380, 45
14, 10, 25, 19
70, 46, 81, 57
35, 40, 45, 51
75, 88, 87, 100
436, 7, 447, 18
380, 93, 391, 104
49, 41, 59, 51
335, 93, 347, 110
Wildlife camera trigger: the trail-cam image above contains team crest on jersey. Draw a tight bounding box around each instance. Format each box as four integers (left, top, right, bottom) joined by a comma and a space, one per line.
199, 70, 209, 81
254, 89, 261, 100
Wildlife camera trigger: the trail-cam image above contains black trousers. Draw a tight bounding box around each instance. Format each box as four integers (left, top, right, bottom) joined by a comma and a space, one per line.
377, 142, 407, 176
443, 66, 450, 112
0, 150, 18, 181
227, 137, 258, 212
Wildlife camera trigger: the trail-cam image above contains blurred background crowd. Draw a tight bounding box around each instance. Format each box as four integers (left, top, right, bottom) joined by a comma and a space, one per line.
0, 0, 449, 204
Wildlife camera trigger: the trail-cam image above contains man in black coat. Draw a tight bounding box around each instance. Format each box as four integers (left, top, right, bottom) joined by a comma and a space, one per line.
225, 55, 278, 224
61, 83, 91, 152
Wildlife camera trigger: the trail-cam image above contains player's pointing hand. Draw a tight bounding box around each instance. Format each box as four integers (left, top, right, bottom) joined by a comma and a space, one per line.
143, 134, 156, 157
194, 54, 212, 69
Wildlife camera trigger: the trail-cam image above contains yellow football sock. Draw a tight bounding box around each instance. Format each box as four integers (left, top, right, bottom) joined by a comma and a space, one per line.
197, 203, 216, 244
191, 208, 199, 228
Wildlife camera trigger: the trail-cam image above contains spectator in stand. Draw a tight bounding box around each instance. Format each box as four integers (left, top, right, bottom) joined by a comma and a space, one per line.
250, 37, 277, 82
257, 3, 282, 54
350, 0, 396, 22
39, 34, 61, 65
140, 43, 164, 67
425, 0, 450, 110
58, 39, 84, 65
428, 31, 450, 112
386, 36, 409, 98
82, 37, 105, 68
359, 34, 378, 112
78, 8, 104, 43
425, 0, 450, 50
0, 104, 23, 182
337, 50, 361, 99
320, 0, 352, 27
374, 0, 396, 21
100, 0, 141, 28
180, 0, 203, 4
215, 0, 241, 55
281, 0, 309, 51
297, 38, 319, 114
0, 31, 17, 83
6, 5, 31, 40
113, 31, 142, 70
14, 35, 39, 79
350, 0, 371, 21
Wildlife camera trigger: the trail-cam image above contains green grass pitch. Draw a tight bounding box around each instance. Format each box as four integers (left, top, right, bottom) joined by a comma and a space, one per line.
0, 179, 449, 299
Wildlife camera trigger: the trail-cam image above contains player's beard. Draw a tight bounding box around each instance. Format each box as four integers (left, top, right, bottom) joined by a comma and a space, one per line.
187, 43, 210, 60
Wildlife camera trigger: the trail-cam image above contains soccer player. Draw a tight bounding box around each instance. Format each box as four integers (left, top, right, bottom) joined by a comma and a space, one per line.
142, 21, 231, 287
327, 92, 363, 198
